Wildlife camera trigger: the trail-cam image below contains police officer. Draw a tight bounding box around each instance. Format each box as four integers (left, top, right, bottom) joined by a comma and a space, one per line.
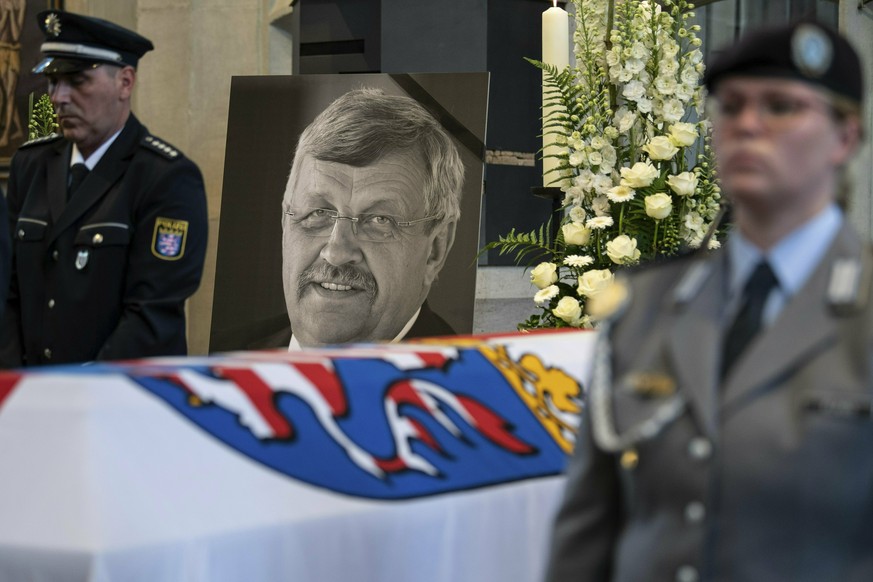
545, 21, 873, 582
0, 11, 207, 366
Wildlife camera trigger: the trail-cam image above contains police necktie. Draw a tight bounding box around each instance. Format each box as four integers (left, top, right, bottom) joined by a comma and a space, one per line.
68, 163, 89, 200
721, 260, 778, 379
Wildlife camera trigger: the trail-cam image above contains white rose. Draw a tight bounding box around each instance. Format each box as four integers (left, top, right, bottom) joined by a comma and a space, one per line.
607, 184, 635, 203
620, 162, 659, 188
530, 262, 558, 289
667, 171, 698, 196
553, 296, 583, 326
534, 285, 560, 305
668, 122, 698, 147
642, 136, 679, 161
645, 193, 673, 220
577, 269, 614, 297
606, 235, 642, 264
562, 222, 591, 246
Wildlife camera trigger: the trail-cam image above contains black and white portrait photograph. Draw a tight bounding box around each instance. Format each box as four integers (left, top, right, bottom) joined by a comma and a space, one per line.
210, 72, 489, 351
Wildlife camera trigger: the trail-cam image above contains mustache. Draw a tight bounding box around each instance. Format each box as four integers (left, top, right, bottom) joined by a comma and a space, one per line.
298, 263, 378, 303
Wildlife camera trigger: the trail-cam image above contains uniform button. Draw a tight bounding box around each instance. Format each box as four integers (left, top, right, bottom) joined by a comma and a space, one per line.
17, 229, 24, 239
688, 437, 712, 461
685, 501, 706, 523
43, 348, 52, 360
52, 250, 59, 261
47, 299, 55, 309
676, 565, 699, 582
92, 233, 104, 244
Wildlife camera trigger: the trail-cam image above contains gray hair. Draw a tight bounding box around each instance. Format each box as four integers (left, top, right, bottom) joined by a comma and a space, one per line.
290, 88, 464, 225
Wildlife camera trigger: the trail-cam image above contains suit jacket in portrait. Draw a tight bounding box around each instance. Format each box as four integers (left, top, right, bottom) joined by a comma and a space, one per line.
546, 224, 873, 582
0, 114, 208, 367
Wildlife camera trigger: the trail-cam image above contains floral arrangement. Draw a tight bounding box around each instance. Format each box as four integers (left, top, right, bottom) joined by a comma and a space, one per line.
483, 0, 722, 330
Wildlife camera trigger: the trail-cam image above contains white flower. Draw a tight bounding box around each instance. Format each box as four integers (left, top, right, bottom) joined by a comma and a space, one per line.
586, 216, 614, 230
642, 136, 679, 161
534, 285, 560, 305
630, 42, 648, 60
681, 66, 699, 85
667, 171, 698, 196
563, 186, 585, 205
600, 144, 617, 168
604, 126, 620, 140
588, 151, 603, 166
577, 269, 614, 297
569, 205, 587, 223
661, 98, 685, 123
645, 193, 673, 220
684, 211, 704, 233
574, 169, 595, 191
637, 97, 653, 114
606, 235, 641, 265
708, 237, 721, 250
569, 151, 586, 167
626, 58, 646, 74
564, 254, 594, 268
654, 76, 678, 96
592, 196, 610, 216
592, 174, 614, 195
553, 296, 583, 326
607, 185, 635, 203
562, 222, 591, 246
621, 162, 659, 188
615, 107, 636, 132
668, 122, 698, 147
590, 136, 609, 150
530, 262, 558, 289
623, 80, 646, 101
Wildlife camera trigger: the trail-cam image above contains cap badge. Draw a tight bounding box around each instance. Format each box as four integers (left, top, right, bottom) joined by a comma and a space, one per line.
44, 13, 61, 37
792, 24, 833, 78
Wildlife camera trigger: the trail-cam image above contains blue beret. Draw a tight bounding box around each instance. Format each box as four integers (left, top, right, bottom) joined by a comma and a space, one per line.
33, 10, 154, 74
704, 21, 863, 106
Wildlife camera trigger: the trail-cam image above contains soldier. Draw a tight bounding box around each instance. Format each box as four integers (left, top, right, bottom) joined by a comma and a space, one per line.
545, 21, 873, 582
0, 11, 207, 366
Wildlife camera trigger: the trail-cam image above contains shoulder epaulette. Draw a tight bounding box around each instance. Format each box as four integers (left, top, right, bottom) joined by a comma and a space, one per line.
141, 135, 182, 161
19, 133, 63, 149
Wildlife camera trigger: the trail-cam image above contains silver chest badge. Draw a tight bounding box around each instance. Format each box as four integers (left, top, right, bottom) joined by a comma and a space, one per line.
75, 249, 89, 270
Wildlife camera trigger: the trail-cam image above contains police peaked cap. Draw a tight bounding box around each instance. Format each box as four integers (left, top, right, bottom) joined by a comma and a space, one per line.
704, 21, 863, 106
33, 10, 154, 74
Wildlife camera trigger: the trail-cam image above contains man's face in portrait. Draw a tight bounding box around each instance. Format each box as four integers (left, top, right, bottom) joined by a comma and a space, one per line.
281, 150, 454, 346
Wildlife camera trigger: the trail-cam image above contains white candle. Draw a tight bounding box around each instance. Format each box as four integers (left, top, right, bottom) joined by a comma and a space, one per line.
542, 1, 569, 186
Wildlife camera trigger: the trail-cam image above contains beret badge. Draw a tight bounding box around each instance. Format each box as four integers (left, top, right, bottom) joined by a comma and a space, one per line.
44, 12, 61, 37
791, 24, 833, 78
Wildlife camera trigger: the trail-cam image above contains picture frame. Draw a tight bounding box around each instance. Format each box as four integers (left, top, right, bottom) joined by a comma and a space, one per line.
210, 73, 489, 352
